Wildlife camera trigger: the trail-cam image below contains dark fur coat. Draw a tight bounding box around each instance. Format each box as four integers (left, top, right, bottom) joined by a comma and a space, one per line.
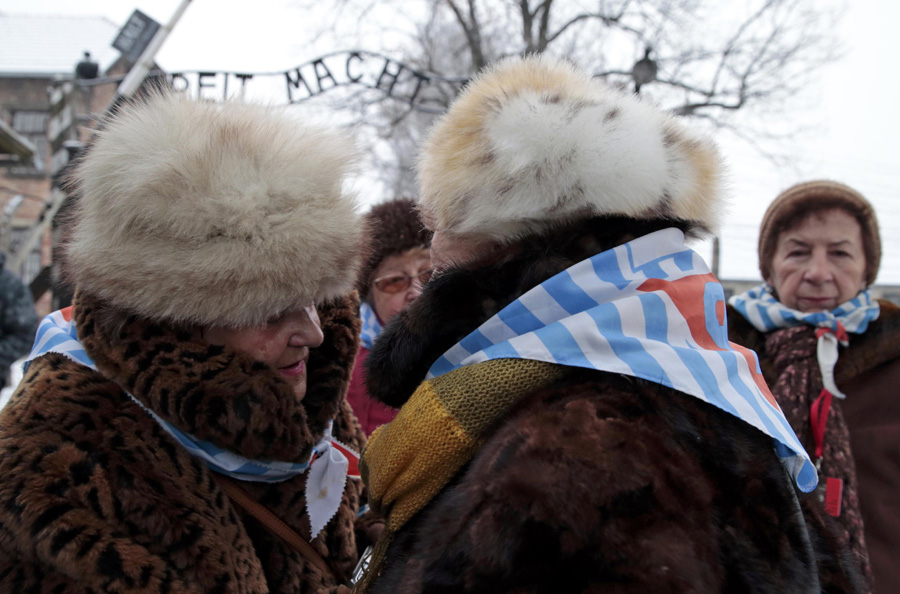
729, 300, 900, 592
363, 217, 863, 594
0, 292, 367, 593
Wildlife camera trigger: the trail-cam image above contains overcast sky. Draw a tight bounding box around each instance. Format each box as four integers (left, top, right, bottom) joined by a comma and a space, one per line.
3, 0, 898, 285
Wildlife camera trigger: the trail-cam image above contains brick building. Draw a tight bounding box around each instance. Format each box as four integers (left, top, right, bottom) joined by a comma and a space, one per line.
0, 13, 130, 314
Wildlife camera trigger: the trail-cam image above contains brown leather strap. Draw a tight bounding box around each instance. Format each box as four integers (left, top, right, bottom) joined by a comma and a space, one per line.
214, 474, 335, 579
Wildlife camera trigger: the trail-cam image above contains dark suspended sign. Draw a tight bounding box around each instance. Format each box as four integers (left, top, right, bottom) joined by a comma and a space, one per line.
112, 10, 161, 63
165, 51, 468, 113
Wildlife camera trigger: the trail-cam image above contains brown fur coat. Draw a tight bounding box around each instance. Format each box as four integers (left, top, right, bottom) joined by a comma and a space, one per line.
361, 217, 863, 594
729, 299, 900, 592
0, 292, 367, 593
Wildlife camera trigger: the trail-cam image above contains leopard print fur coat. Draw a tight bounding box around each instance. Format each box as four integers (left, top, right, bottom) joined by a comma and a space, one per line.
0, 291, 367, 593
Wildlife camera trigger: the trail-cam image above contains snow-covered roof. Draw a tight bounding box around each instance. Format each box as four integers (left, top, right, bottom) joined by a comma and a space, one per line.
0, 13, 123, 78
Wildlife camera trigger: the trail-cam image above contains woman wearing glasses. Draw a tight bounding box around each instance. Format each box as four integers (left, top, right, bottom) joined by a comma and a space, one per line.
348, 198, 433, 436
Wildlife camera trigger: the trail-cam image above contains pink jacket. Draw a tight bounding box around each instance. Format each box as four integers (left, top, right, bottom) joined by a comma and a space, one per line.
346, 346, 398, 436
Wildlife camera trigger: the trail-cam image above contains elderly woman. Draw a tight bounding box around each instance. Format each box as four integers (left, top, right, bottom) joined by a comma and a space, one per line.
728, 180, 900, 593
356, 56, 862, 593
347, 198, 432, 435
0, 94, 368, 593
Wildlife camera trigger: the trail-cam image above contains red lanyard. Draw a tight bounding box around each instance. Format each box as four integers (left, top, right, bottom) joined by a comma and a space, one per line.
809, 387, 844, 517
810, 322, 845, 464
809, 388, 834, 464
809, 325, 845, 517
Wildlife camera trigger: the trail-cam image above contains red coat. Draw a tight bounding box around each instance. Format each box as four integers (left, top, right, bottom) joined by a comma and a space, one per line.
346, 347, 398, 436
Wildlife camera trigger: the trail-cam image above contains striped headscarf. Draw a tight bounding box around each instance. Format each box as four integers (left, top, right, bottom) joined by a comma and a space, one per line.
26, 307, 360, 539
428, 227, 816, 492
729, 284, 880, 399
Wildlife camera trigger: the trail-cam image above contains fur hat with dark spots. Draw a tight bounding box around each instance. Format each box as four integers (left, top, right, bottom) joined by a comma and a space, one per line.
417, 54, 725, 243
65, 92, 362, 329
357, 198, 432, 301
758, 180, 881, 287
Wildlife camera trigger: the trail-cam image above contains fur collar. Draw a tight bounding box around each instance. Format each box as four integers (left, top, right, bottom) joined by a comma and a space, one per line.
834, 299, 900, 381
74, 291, 360, 462
366, 216, 695, 407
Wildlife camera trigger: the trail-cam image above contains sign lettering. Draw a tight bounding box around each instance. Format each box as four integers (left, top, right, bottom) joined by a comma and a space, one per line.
162, 51, 466, 113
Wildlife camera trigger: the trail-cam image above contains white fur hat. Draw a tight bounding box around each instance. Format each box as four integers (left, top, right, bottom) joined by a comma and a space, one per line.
66, 93, 362, 328
417, 54, 725, 241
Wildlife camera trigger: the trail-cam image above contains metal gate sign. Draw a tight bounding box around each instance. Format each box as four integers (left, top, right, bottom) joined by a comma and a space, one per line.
112, 10, 161, 64
165, 50, 468, 113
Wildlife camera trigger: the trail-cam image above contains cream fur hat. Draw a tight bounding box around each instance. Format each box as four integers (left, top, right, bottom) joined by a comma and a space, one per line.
417, 54, 725, 242
66, 93, 362, 328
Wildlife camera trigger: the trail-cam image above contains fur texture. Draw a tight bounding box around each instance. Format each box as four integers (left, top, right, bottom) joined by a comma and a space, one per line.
367, 215, 695, 406
65, 93, 362, 328
416, 55, 725, 242
363, 219, 863, 593
357, 198, 432, 301
729, 300, 900, 592
0, 292, 367, 593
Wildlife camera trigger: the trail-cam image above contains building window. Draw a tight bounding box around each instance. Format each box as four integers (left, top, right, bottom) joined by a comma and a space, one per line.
8, 111, 49, 176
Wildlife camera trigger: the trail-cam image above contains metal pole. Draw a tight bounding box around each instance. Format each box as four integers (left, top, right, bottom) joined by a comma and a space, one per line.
712, 236, 720, 277
1, 195, 24, 252
8, 188, 64, 273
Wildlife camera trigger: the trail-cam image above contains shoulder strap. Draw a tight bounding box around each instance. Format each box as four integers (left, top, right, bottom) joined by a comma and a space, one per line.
214, 474, 335, 579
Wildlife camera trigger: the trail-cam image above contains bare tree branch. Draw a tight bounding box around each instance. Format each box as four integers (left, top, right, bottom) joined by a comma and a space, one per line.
519, 0, 534, 51
445, 0, 486, 70
293, 0, 842, 200
536, 0, 553, 52
710, 0, 779, 97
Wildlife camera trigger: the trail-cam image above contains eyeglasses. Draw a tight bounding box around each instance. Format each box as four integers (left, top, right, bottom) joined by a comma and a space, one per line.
372, 269, 433, 294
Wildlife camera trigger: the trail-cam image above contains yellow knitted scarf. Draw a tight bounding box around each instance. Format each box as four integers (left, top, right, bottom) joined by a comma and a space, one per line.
355, 357, 565, 592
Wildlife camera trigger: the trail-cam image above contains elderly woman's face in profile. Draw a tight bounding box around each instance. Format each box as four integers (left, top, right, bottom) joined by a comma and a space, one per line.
203, 305, 324, 398
768, 208, 867, 312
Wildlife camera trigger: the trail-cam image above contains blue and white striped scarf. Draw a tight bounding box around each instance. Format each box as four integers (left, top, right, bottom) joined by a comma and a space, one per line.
729, 284, 880, 399
359, 301, 383, 350
428, 228, 817, 493
26, 308, 360, 538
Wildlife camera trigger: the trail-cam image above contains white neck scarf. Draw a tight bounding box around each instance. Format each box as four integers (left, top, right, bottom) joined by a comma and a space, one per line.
428, 228, 817, 493
729, 284, 880, 399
